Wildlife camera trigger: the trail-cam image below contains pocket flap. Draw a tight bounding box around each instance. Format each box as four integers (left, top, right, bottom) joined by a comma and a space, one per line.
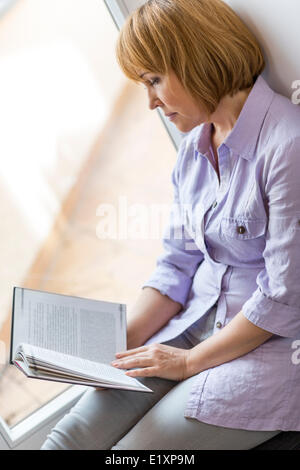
221, 218, 266, 239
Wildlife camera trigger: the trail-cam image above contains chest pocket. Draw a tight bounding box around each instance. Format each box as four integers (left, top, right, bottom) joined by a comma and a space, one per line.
219, 217, 267, 264
220, 217, 267, 267
220, 218, 267, 240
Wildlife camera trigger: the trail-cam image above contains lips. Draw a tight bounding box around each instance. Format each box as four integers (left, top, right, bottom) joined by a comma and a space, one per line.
165, 112, 178, 121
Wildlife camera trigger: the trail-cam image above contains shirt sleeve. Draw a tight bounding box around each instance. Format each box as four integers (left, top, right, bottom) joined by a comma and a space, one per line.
242, 137, 300, 337
141, 136, 204, 307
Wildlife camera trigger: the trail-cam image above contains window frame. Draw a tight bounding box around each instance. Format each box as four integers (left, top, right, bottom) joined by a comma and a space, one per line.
0, 0, 19, 18
0, 386, 86, 449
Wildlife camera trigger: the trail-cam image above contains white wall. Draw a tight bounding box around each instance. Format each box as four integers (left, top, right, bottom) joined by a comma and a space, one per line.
225, 0, 300, 99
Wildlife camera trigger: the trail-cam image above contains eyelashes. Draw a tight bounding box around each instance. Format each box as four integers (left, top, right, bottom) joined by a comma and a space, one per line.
150, 77, 160, 86
142, 77, 160, 89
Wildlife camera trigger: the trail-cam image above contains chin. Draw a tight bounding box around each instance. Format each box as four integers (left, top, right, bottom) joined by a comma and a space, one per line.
175, 123, 199, 133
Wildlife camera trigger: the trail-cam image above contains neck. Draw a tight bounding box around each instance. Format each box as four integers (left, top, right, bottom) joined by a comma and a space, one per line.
210, 87, 253, 138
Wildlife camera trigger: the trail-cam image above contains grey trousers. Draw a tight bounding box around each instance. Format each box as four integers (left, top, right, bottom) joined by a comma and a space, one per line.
41, 308, 280, 450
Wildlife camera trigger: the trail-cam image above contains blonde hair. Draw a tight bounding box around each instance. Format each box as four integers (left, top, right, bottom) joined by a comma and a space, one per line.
116, 0, 265, 114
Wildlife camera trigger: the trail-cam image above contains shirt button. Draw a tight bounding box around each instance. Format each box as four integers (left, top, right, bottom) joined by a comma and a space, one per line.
212, 201, 217, 208
216, 321, 222, 329
237, 225, 246, 234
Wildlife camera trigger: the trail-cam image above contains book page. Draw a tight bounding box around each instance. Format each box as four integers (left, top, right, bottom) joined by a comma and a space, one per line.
11, 287, 126, 364
18, 344, 151, 392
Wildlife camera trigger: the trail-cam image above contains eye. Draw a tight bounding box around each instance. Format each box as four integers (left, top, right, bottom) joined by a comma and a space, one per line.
150, 77, 160, 86
140, 76, 161, 90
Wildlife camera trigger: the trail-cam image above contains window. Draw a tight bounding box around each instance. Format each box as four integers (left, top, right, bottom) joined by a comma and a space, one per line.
0, 0, 176, 449
0, 0, 18, 17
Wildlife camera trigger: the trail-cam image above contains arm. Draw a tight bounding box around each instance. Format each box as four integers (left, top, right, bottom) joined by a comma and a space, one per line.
185, 310, 273, 377
126, 286, 182, 350
241, 137, 300, 337
114, 310, 273, 381
114, 309, 272, 380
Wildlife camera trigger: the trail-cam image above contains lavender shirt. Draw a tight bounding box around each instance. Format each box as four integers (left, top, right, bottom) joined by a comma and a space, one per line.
142, 75, 300, 431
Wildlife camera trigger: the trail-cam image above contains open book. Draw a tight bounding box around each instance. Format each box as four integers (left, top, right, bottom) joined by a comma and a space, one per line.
10, 287, 152, 393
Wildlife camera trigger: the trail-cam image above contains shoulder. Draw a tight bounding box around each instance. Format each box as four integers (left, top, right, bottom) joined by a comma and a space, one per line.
259, 94, 300, 175
263, 93, 300, 150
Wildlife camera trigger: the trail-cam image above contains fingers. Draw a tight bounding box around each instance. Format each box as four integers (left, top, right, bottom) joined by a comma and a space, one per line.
115, 346, 148, 358
125, 367, 157, 377
111, 354, 151, 369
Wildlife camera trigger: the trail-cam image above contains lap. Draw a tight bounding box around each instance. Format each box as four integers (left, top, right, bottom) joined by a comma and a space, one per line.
41, 333, 192, 450
112, 375, 279, 450
41, 327, 279, 450
41, 371, 278, 450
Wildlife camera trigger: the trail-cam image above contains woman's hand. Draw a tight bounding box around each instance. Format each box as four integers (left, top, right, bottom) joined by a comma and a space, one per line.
111, 343, 191, 381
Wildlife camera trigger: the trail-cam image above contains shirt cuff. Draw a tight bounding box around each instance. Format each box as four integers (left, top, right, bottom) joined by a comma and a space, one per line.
242, 288, 300, 338
141, 265, 192, 306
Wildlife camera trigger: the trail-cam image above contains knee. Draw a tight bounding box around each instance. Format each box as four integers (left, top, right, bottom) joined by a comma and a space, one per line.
40, 433, 63, 450
40, 408, 95, 450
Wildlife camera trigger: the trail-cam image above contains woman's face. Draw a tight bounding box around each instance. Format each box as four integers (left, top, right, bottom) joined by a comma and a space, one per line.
140, 69, 208, 133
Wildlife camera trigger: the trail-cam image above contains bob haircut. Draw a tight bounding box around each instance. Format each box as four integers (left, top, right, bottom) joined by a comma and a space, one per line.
116, 0, 265, 114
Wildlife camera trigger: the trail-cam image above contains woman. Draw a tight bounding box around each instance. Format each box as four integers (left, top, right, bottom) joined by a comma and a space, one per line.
41, 0, 300, 450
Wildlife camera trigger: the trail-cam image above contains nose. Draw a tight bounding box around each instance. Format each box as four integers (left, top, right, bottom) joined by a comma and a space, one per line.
147, 88, 162, 111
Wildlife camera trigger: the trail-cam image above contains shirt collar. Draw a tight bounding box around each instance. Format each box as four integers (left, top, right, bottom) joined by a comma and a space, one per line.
193, 75, 275, 161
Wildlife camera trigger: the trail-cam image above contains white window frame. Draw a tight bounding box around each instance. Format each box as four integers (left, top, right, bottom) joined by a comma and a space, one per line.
0, 0, 18, 18
103, 0, 129, 29
0, 386, 86, 449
